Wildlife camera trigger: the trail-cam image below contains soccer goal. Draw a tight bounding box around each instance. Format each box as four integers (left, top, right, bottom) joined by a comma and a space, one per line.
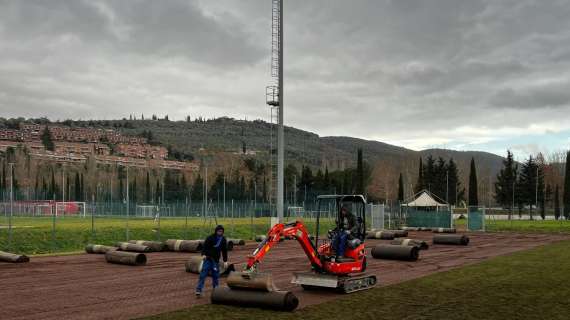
287, 206, 305, 218
55, 202, 87, 217
136, 205, 159, 218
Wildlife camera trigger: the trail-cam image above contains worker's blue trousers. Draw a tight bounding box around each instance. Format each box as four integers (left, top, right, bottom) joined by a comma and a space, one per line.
196, 259, 219, 293
334, 232, 348, 257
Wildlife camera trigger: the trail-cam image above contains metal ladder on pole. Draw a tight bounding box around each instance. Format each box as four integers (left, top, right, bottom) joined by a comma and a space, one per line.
266, 0, 281, 218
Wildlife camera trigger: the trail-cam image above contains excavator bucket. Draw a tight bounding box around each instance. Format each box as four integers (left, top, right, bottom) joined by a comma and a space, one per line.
291, 272, 340, 288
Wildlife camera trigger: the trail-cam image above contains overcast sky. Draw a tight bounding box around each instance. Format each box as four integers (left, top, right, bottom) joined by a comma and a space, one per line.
1, 0, 569, 158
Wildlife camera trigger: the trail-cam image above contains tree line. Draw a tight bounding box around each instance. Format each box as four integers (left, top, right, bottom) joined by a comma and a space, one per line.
406, 155, 466, 205
495, 150, 570, 219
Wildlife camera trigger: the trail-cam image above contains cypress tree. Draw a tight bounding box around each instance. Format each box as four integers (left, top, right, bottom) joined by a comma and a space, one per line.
468, 158, 479, 206
494, 150, 518, 209
424, 155, 436, 192
50, 170, 57, 199
41, 126, 55, 151
323, 167, 330, 194
415, 158, 425, 193
554, 185, 561, 220
433, 157, 447, 201
541, 184, 550, 220
74, 173, 81, 201
447, 158, 463, 205
518, 155, 544, 219
119, 178, 124, 202
155, 179, 160, 204
355, 148, 364, 195
132, 177, 137, 203
192, 175, 204, 202
145, 172, 151, 203
397, 173, 404, 203
0, 161, 5, 199
564, 151, 570, 220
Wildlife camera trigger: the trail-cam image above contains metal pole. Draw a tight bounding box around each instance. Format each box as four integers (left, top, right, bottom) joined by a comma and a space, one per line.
91, 193, 95, 239
276, 0, 284, 223
126, 165, 130, 241
446, 170, 449, 204
185, 195, 190, 239
62, 165, 65, 203
535, 166, 539, 218
204, 167, 208, 218
52, 193, 56, 252
293, 174, 297, 206
223, 174, 226, 218
8, 163, 14, 250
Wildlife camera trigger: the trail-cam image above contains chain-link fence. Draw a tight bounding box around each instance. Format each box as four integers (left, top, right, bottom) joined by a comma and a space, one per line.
0, 198, 391, 255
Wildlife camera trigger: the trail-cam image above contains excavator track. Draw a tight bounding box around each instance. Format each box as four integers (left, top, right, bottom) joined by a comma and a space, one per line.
339, 274, 377, 293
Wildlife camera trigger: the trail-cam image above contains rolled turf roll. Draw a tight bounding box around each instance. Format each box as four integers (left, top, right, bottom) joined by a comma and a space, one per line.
115, 242, 151, 253
227, 239, 246, 246
105, 250, 147, 266
366, 230, 395, 240
0, 251, 30, 263
401, 227, 420, 231
185, 256, 235, 276
128, 240, 166, 252
371, 244, 419, 261
432, 228, 456, 233
433, 234, 469, 245
164, 239, 203, 252
211, 287, 298, 311
385, 230, 408, 238
390, 238, 429, 250
85, 244, 117, 254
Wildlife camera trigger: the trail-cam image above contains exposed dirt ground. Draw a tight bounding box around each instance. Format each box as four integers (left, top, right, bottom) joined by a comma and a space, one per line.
1, 232, 568, 320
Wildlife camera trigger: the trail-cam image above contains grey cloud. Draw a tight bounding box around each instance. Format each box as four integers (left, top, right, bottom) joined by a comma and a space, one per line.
490, 82, 570, 109
1, 0, 570, 153
0, 0, 264, 67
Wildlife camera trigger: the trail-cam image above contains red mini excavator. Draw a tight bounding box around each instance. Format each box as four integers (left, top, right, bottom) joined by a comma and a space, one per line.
226, 195, 377, 294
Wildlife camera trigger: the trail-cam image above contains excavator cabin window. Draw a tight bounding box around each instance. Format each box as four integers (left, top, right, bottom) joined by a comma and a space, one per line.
316, 195, 367, 243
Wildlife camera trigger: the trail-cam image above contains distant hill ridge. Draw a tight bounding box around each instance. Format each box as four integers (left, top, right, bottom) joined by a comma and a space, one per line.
2, 117, 505, 196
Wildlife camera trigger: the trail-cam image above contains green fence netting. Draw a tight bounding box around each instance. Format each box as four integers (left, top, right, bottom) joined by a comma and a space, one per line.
467, 207, 485, 231
405, 209, 452, 228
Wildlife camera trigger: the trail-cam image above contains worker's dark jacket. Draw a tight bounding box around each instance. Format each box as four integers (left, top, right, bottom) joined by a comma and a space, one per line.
339, 212, 358, 234
201, 234, 228, 263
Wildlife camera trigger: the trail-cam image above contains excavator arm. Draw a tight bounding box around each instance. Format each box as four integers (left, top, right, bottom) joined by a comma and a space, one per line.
246, 220, 324, 271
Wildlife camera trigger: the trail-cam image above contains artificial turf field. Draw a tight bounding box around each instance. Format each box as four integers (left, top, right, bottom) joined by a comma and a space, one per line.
147, 239, 570, 320
2, 215, 570, 255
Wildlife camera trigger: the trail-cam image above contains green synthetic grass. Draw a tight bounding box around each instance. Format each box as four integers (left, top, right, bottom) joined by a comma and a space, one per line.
0, 216, 335, 255
485, 219, 570, 233
145, 240, 570, 320
452, 218, 570, 233
2, 214, 569, 255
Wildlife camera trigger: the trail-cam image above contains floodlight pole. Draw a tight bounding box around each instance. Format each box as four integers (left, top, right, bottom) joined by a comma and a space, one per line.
276, 0, 284, 223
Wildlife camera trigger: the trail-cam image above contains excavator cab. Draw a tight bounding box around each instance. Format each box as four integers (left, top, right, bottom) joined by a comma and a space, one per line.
315, 195, 367, 258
